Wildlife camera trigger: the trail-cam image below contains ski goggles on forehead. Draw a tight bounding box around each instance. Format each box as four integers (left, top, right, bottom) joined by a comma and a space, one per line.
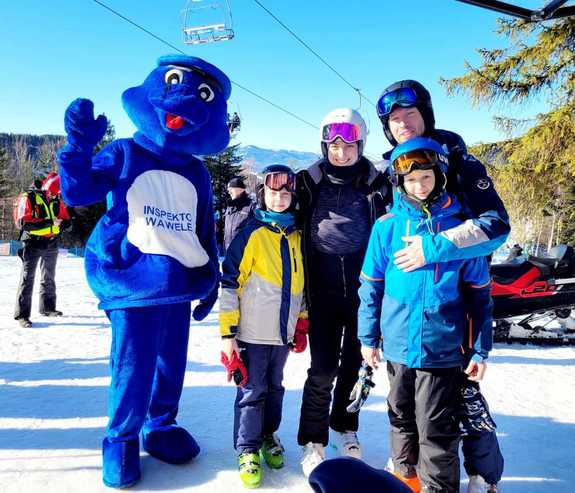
264, 171, 296, 192
377, 87, 418, 117
392, 150, 444, 176
321, 122, 361, 143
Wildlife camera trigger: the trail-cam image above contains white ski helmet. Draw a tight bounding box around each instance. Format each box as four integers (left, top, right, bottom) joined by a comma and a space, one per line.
320, 108, 367, 158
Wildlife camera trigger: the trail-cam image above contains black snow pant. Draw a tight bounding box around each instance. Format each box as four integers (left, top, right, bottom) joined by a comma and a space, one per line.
14, 243, 59, 320
387, 362, 461, 493
298, 293, 363, 446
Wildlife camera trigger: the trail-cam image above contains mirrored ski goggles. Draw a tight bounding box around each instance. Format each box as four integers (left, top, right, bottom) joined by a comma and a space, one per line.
321, 122, 361, 143
377, 87, 418, 117
392, 150, 443, 176
264, 171, 296, 192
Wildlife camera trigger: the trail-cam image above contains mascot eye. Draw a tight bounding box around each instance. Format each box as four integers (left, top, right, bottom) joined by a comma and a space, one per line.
165, 69, 184, 86
198, 83, 215, 102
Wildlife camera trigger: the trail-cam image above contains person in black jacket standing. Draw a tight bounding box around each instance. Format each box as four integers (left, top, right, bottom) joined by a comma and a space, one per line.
297, 108, 390, 476
223, 176, 255, 253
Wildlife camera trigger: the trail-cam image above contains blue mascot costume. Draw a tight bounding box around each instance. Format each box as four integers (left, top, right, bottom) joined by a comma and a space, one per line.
58, 55, 230, 488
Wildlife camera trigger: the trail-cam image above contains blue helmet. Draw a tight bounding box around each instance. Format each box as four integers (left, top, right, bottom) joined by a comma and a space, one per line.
390, 137, 447, 174
389, 137, 449, 205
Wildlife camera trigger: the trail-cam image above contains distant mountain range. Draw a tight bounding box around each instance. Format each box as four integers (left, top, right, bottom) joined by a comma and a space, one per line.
0, 134, 320, 174
238, 145, 319, 173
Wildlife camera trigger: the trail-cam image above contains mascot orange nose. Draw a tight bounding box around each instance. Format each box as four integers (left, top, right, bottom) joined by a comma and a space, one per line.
166, 113, 185, 130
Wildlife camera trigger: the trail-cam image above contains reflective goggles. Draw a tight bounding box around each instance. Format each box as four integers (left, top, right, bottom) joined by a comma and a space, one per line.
377, 87, 418, 118
321, 122, 361, 143
392, 150, 443, 176
264, 171, 296, 192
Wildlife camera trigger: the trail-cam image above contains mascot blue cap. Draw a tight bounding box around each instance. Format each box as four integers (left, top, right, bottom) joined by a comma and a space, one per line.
122, 55, 232, 156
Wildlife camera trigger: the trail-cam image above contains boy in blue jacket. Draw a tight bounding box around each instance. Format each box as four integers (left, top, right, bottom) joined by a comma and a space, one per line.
358, 138, 493, 493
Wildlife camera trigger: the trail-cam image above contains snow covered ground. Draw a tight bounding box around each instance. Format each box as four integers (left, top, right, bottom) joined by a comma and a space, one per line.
0, 255, 574, 493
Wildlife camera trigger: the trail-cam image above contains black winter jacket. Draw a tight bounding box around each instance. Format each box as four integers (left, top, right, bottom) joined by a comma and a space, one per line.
296, 156, 391, 304
223, 192, 255, 252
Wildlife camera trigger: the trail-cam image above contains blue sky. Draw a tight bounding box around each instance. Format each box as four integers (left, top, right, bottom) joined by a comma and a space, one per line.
0, 1, 550, 158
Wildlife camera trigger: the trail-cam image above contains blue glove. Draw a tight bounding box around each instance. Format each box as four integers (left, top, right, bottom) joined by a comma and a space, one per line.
192, 284, 219, 321
64, 98, 108, 150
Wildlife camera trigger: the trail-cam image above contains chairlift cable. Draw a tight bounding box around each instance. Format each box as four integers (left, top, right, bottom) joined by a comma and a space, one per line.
89, 0, 318, 129
251, 0, 376, 107
92, 0, 183, 53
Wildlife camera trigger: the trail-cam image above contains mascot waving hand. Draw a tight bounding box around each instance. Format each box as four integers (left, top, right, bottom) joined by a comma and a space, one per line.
58, 55, 230, 488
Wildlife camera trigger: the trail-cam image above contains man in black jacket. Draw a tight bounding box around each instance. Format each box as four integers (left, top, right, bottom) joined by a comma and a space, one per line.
297, 108, 390, 476
223, 176, 254, 253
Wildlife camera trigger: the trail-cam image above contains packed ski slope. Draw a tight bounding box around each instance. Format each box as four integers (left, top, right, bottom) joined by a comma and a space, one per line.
0, 255, 574, 493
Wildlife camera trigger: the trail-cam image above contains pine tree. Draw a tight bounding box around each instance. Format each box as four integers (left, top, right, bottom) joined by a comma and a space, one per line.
203, 143, 245, 252
442, 17, 575, 247
204, 143, 244, 219
0, 146, 14, 197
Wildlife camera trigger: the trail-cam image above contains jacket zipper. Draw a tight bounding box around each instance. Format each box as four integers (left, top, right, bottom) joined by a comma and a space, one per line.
340, 255, 347, 298
292, 247, 297, 272
434, 221, 441, 283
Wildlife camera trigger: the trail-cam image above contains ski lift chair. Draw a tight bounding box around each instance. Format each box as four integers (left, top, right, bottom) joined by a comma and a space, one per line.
227, 111, 241, 134
182, 0, 234, 45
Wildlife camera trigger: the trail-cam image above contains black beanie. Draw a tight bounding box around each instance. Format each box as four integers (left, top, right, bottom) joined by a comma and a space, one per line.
227, 176, 246, 189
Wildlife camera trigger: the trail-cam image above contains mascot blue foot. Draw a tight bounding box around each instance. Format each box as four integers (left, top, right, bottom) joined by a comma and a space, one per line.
143, 426, 200, 464
103, 438, 141, 489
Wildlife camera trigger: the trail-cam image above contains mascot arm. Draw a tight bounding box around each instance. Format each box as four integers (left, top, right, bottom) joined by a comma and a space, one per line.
192, 171, 220, 322
197, 170, 219, 268
58, 98, 119, 206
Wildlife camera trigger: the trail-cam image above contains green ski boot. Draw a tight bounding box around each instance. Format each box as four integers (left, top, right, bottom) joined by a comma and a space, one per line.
260, 433, 285, 469
239, 452, 261, 488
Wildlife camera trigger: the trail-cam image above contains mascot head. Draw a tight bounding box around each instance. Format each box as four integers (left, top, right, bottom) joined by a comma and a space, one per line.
122, 55, 231, 156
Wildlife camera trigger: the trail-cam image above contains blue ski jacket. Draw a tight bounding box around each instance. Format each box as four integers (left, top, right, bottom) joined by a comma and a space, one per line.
358, 191, 493, 368
381, 129, 510, 263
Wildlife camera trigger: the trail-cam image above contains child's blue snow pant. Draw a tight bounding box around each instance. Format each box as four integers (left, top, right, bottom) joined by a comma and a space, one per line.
233, 342, 290, 454
105, 302, 191, 441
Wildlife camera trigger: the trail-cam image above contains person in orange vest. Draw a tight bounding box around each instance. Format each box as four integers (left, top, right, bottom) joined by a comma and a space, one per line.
13, 172, 70, 328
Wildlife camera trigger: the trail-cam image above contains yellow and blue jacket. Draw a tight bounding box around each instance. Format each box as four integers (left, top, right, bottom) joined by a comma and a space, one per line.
220, 209, 306, 345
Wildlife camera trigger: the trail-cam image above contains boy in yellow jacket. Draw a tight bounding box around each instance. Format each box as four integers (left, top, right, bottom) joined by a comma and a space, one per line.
219, 164, 308, 488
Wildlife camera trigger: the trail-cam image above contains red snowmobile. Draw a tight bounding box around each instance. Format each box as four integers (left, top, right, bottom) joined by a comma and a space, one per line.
491, 244, 575, 345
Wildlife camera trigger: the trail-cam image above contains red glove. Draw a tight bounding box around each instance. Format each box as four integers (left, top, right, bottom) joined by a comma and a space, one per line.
220, 350, 248, 387
290, 318, 309, 353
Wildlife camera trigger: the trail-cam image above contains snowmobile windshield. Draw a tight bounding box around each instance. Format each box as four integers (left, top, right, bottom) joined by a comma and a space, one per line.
377, 87, 418, 118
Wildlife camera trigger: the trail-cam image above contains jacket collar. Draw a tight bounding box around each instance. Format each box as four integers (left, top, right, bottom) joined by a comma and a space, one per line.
391, 190, 461, 221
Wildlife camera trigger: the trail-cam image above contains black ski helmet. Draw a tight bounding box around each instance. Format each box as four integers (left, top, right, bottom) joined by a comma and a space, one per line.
257, 164, 297, 210
377, 80, 435, 146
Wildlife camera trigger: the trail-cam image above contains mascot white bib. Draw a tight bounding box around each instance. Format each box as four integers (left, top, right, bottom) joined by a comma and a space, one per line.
126, 169, 209, 268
